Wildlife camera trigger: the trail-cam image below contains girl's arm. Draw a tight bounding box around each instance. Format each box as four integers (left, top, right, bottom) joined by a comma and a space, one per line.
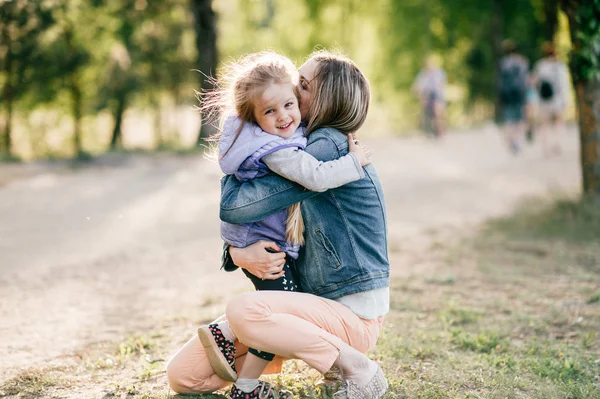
220, 130, 346, 225
262, 135, 369, 192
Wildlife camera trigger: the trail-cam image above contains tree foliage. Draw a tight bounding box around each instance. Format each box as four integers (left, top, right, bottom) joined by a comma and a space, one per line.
559, 0, 600, 195
0, 0, 586, 161
0, 0, 56, 156
561, 0, 600, 82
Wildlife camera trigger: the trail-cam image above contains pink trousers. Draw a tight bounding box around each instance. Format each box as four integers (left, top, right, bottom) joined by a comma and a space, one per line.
166, 291, 384, 394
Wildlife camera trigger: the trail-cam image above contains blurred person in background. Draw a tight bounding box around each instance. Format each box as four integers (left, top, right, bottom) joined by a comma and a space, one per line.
412, 55, 447, 138
533, 42, 570, 156
498, 39, 529, 154
524, 74, 539, 143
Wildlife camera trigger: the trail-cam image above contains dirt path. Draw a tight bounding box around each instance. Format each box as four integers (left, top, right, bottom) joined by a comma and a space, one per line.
0, 125, 580, 384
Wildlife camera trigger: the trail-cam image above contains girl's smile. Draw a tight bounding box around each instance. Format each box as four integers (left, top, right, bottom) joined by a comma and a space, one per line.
253, 82, 301, 138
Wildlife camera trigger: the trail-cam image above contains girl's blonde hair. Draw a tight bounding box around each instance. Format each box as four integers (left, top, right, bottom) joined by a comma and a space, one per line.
204, 51, 298, 143
203, 51, 304, 246
303, 50, 371, 136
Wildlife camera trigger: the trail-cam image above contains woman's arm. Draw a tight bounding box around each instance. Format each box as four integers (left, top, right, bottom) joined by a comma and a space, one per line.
220, 132, 342, 225
262, 134, 368, 192
226, 241, 287, 280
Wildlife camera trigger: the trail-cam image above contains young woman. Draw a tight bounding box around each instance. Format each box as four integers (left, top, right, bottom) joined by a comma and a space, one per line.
200, 51, 369, 391
167, 51, 390, 399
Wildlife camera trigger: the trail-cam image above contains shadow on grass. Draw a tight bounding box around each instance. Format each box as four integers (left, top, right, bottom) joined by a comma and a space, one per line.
489, 196, 600, 243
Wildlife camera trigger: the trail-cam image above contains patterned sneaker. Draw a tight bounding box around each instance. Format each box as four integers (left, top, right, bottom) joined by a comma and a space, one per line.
197, 324, 237, 382
230, 381, 293, 399
333, 366, 388, 399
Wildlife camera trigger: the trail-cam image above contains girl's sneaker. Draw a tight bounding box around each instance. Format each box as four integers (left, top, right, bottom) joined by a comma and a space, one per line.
230, 381, 292, 399
197, 324, 238, 382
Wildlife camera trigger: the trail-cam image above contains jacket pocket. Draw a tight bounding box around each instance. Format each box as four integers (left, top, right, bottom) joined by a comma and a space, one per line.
315, 229, 343, 270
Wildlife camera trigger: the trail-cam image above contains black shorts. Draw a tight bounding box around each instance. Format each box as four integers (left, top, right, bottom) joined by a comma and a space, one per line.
242, 256, 301, 292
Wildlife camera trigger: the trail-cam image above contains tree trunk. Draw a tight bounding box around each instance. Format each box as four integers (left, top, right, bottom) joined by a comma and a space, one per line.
542, 0, 559, 42
71, 75, 82, 156
2, 33, 13, 157
153, 102, 162, 149
3, 79, 13, 157
65, 26, 83, 157
110, 94, 126, 150
491, 0, 504, 123
561, 0, 600, 196
574, 80, 600, 195
191, 0, 218, 144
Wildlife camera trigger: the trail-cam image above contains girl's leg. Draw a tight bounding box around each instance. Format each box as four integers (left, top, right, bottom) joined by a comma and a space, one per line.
238, 355, 271, 379
226, 291, 383, 377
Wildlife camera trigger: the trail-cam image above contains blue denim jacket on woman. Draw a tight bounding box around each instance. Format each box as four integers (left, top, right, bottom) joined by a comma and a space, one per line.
220, 127, 390, 300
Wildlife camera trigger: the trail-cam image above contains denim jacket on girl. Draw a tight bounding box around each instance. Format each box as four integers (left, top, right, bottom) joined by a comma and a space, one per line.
220, 127, 390, 300
219, 116, 306, 258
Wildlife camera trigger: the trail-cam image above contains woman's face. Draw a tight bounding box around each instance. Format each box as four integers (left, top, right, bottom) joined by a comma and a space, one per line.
297, 59, 318, 121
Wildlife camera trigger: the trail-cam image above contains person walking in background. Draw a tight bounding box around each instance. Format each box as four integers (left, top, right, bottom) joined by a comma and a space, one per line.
498, 39, 529, 154
524, 74, 539, 144
533, 42, 570, 156
412, 55, 446, 138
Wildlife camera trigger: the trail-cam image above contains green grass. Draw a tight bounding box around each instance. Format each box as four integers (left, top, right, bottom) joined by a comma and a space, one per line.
2, 198, 598, 398
490, 196, 600, 243
371, 197, 600, 399
0, 368, 63, 397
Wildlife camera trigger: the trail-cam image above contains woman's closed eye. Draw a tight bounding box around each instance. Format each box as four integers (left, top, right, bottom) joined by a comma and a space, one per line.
300, 80, 308, 91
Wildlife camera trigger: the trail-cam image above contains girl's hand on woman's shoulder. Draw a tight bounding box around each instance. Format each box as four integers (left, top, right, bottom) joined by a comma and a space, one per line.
229, 241, 287, 280
348, 134, 372, 167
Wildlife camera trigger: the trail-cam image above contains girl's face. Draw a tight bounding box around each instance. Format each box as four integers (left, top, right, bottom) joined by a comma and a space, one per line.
298, 59, 317, 121
253, 82, 301, 138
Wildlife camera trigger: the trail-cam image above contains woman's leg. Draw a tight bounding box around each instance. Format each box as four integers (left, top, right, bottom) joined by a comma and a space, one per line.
166, 334, 243, 394
226, 291, 383, 375
166, 333, 284, 394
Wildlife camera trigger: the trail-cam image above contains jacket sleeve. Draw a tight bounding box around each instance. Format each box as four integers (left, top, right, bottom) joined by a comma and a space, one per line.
220, 133, 341, 225
262, 148, 364, 192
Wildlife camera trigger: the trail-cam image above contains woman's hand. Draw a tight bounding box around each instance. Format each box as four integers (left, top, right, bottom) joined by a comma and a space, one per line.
348, 134, 372, 167
229, 241, 287, 280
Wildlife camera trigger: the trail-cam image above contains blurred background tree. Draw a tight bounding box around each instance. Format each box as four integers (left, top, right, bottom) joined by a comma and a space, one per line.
0, 0, 592, 182
0, 0, 56, 158
559, 0, 600, 196
191, 0, 217, 144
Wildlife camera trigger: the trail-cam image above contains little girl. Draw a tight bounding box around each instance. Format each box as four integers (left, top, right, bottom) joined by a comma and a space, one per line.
197, 52, 370, 398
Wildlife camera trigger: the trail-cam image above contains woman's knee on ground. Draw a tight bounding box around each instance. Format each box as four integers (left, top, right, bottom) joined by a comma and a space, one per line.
165, 357, 192, 393
166, 352, 218, 394
226, 291, 267, 340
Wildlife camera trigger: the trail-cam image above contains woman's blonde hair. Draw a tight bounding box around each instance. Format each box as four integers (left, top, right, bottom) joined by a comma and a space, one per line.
303, 50, 371, 136
203, 51, 305, 246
